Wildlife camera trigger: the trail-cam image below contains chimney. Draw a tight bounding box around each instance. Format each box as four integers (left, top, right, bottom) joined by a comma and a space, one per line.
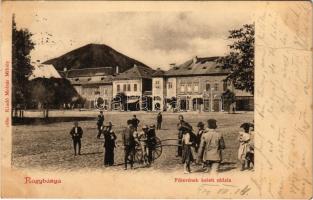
116, 66, 119, 74
193, 56, 198, 63
169, 63, 176, 68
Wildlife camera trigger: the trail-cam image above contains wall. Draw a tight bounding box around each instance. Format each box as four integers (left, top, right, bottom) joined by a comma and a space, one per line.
112, 79, 142, 97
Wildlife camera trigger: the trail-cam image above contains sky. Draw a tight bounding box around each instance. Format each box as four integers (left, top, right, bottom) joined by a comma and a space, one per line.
14, 2, 253, 70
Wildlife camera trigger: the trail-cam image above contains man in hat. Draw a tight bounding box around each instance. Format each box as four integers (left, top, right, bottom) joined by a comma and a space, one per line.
198, 119, 225, 173
96, 111, 105, 138
103, 122, 117, 166
195, 122, 205, 153
156, 112, 163, 130
147, 124, 157, 164
177, 115, 189, 157
131, 115, 140, 131
122, 119, 136, 170
69, 121, 83, 156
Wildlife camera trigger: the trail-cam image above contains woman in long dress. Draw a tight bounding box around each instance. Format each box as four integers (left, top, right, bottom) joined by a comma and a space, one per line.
104, 122, 117, 166
238, 123, 251, 171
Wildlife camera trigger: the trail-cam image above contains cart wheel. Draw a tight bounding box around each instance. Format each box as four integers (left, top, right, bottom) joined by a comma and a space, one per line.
152, 137, 162, 160
127, 145, 143, 163
134, 146, 143, 163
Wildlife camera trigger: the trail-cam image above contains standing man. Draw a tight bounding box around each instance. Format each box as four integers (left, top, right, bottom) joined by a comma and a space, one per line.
156, 112, 163, 130
70, 121, 83, 156
97, 111, 105, 138
147, 124, 157, 164
197, 119, 225, 173
176, 115, 186, 157
131, 115, 140, 131
195, 122, 205, 153
122, 119, 136, 170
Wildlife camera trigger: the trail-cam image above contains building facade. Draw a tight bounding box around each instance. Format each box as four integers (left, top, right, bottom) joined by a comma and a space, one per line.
152, 56, 254, 112
112, 65, 154, 111
65, 67, 114, 109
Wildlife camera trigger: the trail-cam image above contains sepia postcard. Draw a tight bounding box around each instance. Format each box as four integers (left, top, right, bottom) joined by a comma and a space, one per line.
0, 1, 312, 198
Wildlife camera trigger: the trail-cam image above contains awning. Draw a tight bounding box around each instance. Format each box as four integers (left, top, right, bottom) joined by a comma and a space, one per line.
127, 99, 139, 104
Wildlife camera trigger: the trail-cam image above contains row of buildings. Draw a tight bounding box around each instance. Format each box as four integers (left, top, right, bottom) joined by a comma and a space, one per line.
59, 56, 253, 112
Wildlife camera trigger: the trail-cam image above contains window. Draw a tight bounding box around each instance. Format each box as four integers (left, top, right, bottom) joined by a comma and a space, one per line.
127, 84, 131, 91
180, 83, 185, 93
214, 83, 219, 91
194, 82, 199, 92
155, 80, 160, 89
168, 82, 173, 89
123, 84, 127, 92
104, 89, 108, 95
117, 84, 120, 92
134, 84, 137, 92
206, 83, 211, 91
187, 83, 192, 92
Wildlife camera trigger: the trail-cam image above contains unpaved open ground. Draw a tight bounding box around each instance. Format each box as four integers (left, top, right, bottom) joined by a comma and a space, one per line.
12, 111, 253, 173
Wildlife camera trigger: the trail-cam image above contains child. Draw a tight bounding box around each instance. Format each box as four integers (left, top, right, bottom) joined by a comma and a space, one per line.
246, 122, 254, 169
238, 123, 252, 171
137, 125, 149, 166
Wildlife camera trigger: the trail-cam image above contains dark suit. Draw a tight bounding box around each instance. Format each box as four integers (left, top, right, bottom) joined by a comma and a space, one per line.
147, 128, 156, 163
70, 126, 83, 155
104, 130, 117, 166
131, 118, 140, 131
122, 126, 135, 169
97, 114, 104, 138
157, 114, 162, 130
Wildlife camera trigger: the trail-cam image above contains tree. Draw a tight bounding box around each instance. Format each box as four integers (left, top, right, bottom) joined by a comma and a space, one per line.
12, 15, 35, 112
218, 24, 254, 94
27, 78, 80, 118
222, 89, 236, 113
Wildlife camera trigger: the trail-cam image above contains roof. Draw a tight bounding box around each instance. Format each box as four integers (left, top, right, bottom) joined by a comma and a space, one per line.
29, 64, 61, 80
114, 65, 155, 80
69, 75, 114, 85
67, 67, 113, 78
164, 56, 229, 77
152, 68, 165, 77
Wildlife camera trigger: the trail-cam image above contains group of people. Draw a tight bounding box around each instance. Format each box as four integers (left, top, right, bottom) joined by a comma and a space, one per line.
97, 112, 157, 169
176, 115, 254, 173
175, 115, 225, 173
69, 111, 254, 173
122, 119, 157, 169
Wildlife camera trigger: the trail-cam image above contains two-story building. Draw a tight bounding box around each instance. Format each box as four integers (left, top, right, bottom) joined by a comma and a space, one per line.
65, 67, 114, 109
152, 56, 254, 112
112, 64, 155, 111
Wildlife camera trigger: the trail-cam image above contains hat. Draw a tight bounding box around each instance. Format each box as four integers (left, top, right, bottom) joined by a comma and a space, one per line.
207, 119, 217, 129
240, 122, 253, 131
150, 124, 156, 129
142, 125, 149, 130
197, 122, 204, 127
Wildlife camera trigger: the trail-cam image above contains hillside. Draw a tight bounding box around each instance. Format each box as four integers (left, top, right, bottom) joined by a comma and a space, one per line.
43, 43, 149, 73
